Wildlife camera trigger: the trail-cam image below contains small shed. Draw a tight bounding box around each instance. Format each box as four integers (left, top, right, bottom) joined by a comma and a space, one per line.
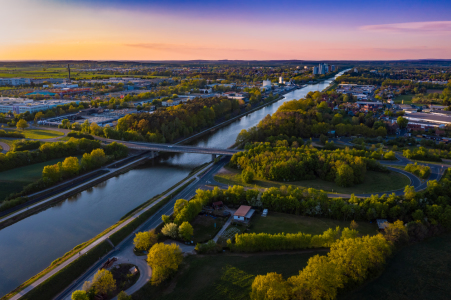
212, 201, 224, 210
376, 219, 389, 230
234, 205, 255, 221
129, 266, 138, 275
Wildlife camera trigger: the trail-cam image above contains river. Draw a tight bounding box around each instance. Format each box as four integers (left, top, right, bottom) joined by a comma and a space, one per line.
0, 70, 347, 297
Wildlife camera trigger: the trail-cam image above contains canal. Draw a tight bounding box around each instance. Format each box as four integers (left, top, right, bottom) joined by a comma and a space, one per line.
0, 70, 347, 297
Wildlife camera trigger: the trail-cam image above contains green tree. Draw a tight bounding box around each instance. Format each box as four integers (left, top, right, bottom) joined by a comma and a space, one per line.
147, 243, 183, 285
178, 222, 194, 241
91, 269, 116, 295
251, 272, 291, 300
71, 290, 89, 300
162, 214, 171, 224
335, 163, 354, 187
16, 119, 28, 131
161, 223, 178, 239
134, 230, 158, 251
62, 156, 80, 177
242, 170, 254, 183
397, 116, 409, 129
117, 291, 132, 300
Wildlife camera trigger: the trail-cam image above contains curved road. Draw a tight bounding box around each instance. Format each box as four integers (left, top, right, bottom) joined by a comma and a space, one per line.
0, 141, 10, 153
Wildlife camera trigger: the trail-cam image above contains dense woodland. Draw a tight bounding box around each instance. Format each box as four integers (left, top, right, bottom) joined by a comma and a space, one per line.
230, 144, 387, 187
236, 91, 387, 146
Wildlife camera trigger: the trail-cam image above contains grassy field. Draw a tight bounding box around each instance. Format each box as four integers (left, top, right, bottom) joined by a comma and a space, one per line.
249, 212, 378, 236
7, 129, 64, 139
132, 250, 326, 300
191, 215, 227, 243
214, 167, 411, 194
344, 234, 451, 300
393, 94, 414, 104
0, 156, 80, 201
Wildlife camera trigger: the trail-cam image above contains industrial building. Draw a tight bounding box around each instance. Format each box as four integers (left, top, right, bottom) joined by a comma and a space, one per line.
0, 78, 31, 86
0, 97, 81, 114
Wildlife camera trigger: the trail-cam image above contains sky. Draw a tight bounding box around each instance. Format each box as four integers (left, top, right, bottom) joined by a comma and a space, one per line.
1, 0, 451, 61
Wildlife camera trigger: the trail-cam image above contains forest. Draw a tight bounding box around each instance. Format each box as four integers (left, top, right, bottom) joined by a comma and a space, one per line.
236, 91, 387, 146
229, 144, 388, 187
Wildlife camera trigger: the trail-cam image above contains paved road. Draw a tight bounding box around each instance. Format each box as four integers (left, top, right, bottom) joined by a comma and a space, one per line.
55, 159, 226, 299
0, 141, 10, 153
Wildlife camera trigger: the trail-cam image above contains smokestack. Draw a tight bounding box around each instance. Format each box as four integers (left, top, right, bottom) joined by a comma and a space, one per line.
67, 64, 71, 82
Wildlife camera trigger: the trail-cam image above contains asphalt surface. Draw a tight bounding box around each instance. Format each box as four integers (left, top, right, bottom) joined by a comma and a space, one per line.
56, 158, 229, 300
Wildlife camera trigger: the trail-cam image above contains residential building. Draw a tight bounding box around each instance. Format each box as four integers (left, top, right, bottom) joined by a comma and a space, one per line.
233, 205, 255, 222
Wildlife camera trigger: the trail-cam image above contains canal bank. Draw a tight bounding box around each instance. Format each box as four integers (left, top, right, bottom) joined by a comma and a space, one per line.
0, 70, 348, 298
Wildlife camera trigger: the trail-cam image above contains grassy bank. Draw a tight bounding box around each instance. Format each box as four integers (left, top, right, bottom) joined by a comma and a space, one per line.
2, 241, 113, 300
249, 212, 378, 236
344, 234, 451, 300
132, 250, 326, 300
6, 129, 64, 139
214, 167, 411, 194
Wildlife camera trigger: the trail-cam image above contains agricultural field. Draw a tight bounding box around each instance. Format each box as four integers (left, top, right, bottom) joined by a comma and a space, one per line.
248, 212, 378, 237
132, 250, 326, 300
214, 167, 410, 195
344, 234, 451, 300
0, 156, 81, 201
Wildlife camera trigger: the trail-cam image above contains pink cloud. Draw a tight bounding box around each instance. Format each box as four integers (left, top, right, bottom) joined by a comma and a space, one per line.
361, 21, 451, 33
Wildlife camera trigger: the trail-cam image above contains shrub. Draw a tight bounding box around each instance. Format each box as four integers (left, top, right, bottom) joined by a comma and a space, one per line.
195, 240, 222, 254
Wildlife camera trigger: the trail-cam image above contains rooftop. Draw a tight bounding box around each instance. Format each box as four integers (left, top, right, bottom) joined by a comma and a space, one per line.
234, 205, 252, 217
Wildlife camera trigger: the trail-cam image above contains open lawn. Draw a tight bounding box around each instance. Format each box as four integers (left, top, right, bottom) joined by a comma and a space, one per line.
191, 215, 227, 243
393, 94, 414, 104
344, 234, 451, 300
132, 250, 326, 300
249, 212, 378, 236
7, 129, 64, 139
0, 156, 81, 201
214, 167, 411, 195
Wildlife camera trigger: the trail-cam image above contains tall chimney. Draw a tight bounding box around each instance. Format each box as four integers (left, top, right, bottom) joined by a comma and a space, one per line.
67, 64, 71, 82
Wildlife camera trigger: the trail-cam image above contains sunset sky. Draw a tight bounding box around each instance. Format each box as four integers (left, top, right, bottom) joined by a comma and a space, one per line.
1, 0, 451, 60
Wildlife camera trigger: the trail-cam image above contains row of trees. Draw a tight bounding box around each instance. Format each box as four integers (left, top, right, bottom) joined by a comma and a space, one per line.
250, 230, 395, 300
0, 138, 102, 173
161, 222, 194, 241
183, 169, 451, 227
403, 147, 442, 162
42, 149, 110, 185
230, 144, 387, 187
228, 226, 358, 252
0, 138, 128, 174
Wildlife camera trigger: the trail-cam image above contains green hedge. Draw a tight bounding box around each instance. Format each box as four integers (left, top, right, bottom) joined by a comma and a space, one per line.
20, 241, 113, 300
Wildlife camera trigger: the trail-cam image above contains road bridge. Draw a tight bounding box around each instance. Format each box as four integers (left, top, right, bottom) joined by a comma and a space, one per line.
121, 141, 240, 160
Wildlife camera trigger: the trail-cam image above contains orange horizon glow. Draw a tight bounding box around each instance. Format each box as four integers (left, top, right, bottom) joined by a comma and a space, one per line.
1, 0, 451, 61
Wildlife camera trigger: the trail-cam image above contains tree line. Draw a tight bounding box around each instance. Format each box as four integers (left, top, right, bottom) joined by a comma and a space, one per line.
180, 170, 451, 230
228, 226, 358, 252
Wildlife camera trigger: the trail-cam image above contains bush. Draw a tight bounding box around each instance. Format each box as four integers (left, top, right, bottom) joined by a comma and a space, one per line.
405, 163, 431, 179
241, 169, 254, 183
67, 131, 95, 140
0, 129, 24, 138
195, 240, 222, 254
11, 140, 41, 151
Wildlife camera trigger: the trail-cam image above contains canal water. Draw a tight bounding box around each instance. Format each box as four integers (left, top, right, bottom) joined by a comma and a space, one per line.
0, 70, 347, 296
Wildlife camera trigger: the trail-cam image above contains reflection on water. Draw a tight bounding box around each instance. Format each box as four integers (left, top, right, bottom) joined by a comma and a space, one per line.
0, 71, 347, 297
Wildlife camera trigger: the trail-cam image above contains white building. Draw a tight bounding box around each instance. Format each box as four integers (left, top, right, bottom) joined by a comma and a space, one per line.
233, 205, 255, 222
262, 80, 272, 88
279, 77, 284, 84
0, 78, 31, 86
0, 97, 80, 114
